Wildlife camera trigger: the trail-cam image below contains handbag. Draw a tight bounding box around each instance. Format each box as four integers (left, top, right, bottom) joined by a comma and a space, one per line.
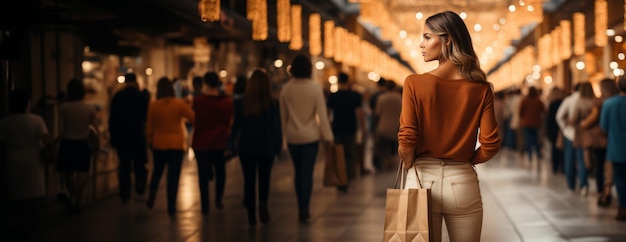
383, 162, 432, 242
323, 143, 348, 187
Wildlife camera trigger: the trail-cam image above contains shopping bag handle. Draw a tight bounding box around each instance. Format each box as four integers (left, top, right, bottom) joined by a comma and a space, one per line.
393, 160, 423, 189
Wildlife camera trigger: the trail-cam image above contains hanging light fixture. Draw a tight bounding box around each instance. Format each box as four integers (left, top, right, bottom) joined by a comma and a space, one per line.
289, 5, 303, 50
198, 0, 220, 22
324, 21, 335, 58
277, 0, 291, 42
251, 0, 267, 40
309, 13, 322, 56
247, 0, 256, 20
595, 0, 608, 47
574, 12, 585, 56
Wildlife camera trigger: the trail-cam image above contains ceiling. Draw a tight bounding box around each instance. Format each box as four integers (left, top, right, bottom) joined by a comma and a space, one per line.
352, 0, 566, 74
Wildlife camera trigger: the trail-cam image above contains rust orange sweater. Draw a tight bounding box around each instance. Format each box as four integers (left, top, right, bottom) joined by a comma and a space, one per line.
398, 73, 501, 164
146, 97, 195, 150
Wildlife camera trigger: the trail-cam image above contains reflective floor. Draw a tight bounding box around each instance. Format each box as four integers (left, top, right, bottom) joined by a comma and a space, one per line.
27, 143, 626, 242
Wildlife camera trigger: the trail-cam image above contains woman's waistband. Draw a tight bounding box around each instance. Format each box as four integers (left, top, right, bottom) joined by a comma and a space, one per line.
414, 157, 471, 166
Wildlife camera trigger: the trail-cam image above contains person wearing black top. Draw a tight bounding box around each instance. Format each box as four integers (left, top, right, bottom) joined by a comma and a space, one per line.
226, 69, 282, 226
108, 73, 150, 203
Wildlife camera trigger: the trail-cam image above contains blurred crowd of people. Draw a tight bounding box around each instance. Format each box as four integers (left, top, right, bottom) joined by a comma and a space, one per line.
494, 77, 626, 221
0, 54, 406, 239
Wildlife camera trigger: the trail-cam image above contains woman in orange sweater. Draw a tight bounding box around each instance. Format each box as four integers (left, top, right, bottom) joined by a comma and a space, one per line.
146, 77, 195, 216
398, 11, 501, 242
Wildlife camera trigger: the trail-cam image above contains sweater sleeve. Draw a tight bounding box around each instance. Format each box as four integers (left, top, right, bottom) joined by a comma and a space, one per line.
600, 101, 609, 132
316, 89, 334, 142
472, 89, 502, 164
180, 100, 195, 126
397, 76, 418, 162
145, 102, 154, 145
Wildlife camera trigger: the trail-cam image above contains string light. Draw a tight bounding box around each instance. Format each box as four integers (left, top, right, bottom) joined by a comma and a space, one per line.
198, 0, 220, 22
309, 13, 322, 56
289, 5, 302, 50
277, 0, 291, 42
251, 0, 267, 40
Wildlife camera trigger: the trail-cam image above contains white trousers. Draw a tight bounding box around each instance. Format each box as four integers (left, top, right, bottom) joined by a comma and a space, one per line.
406, 158, 483, 242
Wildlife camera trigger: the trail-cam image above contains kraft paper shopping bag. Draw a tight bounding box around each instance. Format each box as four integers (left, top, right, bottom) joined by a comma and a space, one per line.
383, 162, 432, 242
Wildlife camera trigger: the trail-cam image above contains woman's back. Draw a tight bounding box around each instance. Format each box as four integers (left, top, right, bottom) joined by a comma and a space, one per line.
398, 73, 500, 163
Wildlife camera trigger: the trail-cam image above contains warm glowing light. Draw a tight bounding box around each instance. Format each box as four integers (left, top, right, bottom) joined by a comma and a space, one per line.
607, 29, 616, 37
328, 75, 338, 84
533, 65, 541, 72
459, 12, 467, 19
251, 0, 267, 40
274, 59, 283, 68
309, 13, 322, 55
199, 0, 220, 22
145, 67, 153, 76
289, 5, 302, 50
219, 70, 228, 78
324, 21, 335, 58
368, 72, 380, 81
595, 0, 608, 47
82, 61, 93, 72
474, 24, 482, 32
576, 61, 585, 70
117, 76, 125, 84
619, 53, 626, 60
544, 76, 553, 84
508, 5, 516, 12
399, 30, 407, 39
610, 61, 619, 69
616, 36, 624, 43
315, 61, 325, 70
415, 12, 423, 19
560, 20, 572, 60
276, 0, 290, 42
574, 13, 585, 56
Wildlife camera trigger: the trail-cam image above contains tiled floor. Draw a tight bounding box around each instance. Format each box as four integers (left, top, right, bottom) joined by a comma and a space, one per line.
23, 145, 626, 242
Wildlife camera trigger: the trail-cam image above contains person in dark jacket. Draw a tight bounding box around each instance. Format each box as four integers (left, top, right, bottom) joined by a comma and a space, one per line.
226, 69, 282, 226
108, 73, 150, 203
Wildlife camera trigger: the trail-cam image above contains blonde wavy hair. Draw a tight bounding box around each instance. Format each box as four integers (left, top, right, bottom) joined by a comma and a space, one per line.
425, 11, 487, 82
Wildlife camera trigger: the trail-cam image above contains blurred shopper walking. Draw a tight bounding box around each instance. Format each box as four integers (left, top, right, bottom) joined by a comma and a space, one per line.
280, 54, 333, 223
545, 87, 565, 174
56, 78, 98, 213
518, 86, 545, 166
600, 77, 626, 221
326, 72, 366, 192
373, 80, 402, 171
146, 77, 195, 216
108, 73, 150, 204
368, 78, 387, 171
191, 71, 233, 214
1, 89, 54, 242
556, 83, 582, 193
582, 78, 620, 207
570, 82, 595, 196
227, 69, 282, 226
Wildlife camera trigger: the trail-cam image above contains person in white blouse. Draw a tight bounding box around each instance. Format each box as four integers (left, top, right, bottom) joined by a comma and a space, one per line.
556, 83, 581, 193
56, 78, 98, 213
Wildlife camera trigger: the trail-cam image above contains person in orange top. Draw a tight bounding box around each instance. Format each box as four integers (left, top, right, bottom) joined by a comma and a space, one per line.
397, 11, 501, 242
145, 77, 195, 216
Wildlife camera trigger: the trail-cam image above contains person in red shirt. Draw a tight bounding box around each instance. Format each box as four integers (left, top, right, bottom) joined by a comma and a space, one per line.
519, 86, 546, 164
192, 71, 234, 214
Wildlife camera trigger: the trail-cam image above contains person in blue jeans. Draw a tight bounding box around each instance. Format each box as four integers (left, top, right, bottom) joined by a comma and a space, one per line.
600, 76, 626, 221
279, 55, 334, 223
556, 84, 581, 193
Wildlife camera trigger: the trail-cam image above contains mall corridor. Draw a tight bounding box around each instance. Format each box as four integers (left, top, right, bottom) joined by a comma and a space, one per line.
26, 144, 626, 242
